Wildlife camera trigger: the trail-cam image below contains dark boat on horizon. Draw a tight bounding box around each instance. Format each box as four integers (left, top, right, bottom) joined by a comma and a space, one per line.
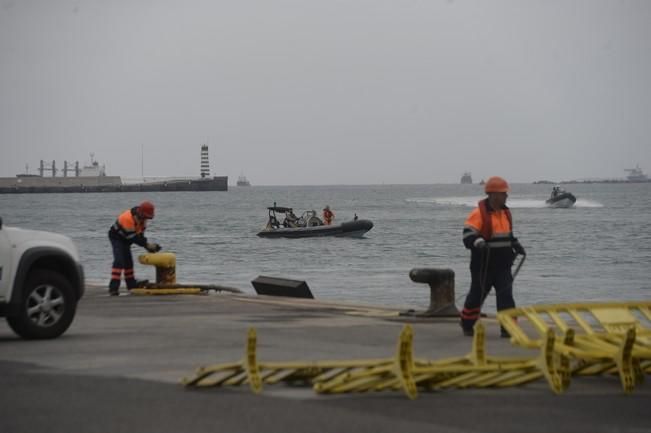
460, 172, 473, 184
257, 205, 373, 238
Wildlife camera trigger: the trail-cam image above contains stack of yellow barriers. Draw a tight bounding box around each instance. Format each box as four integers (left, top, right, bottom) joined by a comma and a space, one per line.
497, 301, 651, 393
182, 302, 651, 398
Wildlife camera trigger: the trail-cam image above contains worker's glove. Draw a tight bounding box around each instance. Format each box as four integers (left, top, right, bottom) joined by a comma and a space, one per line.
146, 242, 162, 253
512, 239, 526, 256
473, 237, 487, 250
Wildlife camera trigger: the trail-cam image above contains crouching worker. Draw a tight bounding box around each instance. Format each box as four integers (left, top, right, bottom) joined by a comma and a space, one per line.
107, 201, 161, 296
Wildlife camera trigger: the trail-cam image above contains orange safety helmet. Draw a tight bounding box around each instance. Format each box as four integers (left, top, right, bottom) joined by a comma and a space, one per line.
484, 176, 510, 193
138, 201, 155, 219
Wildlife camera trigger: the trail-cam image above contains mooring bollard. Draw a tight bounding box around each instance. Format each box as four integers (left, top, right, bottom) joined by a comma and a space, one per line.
408, 268, 459, 316
139, 252, 177, 284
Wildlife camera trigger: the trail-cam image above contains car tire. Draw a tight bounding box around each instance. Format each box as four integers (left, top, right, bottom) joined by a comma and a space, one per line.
6, 269, 77, 339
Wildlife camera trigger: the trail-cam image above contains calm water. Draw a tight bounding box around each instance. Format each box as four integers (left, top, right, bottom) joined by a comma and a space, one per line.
1, 183, 650, 311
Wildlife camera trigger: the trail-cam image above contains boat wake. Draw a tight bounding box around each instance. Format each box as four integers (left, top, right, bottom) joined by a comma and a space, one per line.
406, 197, 604, 208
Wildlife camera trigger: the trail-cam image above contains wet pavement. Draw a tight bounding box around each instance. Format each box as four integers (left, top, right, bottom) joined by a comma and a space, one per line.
1, 289, 649, 433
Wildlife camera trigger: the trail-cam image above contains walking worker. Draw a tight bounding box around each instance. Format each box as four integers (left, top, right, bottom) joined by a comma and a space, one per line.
460, 176, 526, 337
322, 205, 335, 225
108, 201, 161, 296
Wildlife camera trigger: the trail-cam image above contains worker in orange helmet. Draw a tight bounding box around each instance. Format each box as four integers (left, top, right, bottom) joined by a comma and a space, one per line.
322, 205, 335, 225
107, 201, 161, 296
460, 176, 526, 337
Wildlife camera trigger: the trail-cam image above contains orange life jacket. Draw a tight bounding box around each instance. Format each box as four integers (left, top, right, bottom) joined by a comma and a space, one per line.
463, 199, 513, 249
323, 209, 334, 225
477, 199, 512, 240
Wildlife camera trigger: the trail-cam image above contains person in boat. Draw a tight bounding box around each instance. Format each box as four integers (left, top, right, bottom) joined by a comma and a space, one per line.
107, 201, 161, 296
551, 186, 560, 198
322, 205, 335, 225
460, 176, 526, 337
284, 209, 299, 228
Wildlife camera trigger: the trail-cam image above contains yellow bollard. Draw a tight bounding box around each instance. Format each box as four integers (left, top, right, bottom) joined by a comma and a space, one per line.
139, 252, 176, 284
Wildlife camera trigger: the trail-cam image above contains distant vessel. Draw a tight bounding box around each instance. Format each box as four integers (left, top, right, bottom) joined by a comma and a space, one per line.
0, 148, 228, 194
625, 165, 649, 182
80, 153, 107, 177
237, 174, 251, 187
460, 172, 473, 184
559, 165, 651, 184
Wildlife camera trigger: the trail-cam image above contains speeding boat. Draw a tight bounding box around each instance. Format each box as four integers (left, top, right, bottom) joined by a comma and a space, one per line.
257, 204, 373, 238
545, 186, 576, 208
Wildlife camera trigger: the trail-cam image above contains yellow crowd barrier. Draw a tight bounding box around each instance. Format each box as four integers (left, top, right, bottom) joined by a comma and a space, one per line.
497, 301, 651, 392
182, 323, 551, 398
182, 302, 651, 397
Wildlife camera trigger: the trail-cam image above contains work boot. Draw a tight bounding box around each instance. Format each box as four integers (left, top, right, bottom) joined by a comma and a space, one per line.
462, 328, 474, 337
108, 280, 120, 296
126, 279, 149, 290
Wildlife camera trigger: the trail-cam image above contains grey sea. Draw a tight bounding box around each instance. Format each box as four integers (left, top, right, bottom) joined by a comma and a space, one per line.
1, 183, 650, 311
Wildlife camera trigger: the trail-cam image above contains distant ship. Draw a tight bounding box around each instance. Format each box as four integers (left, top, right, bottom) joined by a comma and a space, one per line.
625, 165, 649, 182
0, 148, 228, 194
555, 165, 651, 184
15, 154, 106, 178
236, 174, 251, 187
80, 154, 107, 177
460, 172, 473, 184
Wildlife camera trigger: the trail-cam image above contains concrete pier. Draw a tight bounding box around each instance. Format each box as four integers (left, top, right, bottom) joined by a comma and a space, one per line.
0, 288, 649, 433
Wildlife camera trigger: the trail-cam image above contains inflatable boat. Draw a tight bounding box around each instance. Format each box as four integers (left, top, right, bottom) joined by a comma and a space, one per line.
257, 205, 373, 238
546, 187, 577, 208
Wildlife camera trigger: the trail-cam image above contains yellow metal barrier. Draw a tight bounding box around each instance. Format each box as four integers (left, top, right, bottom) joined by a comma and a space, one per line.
183, 325, 419, 399
497, 301, 651, 392
182, 301, 651, 397
183, 322, 551, 397
411, 322, 550, 392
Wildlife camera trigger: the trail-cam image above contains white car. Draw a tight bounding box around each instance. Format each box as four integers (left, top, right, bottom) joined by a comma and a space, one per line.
0, 217, 84, 339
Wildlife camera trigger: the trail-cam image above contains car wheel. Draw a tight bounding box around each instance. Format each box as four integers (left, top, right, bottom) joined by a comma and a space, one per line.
7, 269, 77, 339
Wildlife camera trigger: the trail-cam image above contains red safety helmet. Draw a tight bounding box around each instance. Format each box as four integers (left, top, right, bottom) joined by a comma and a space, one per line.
138, 201, 155, 219
484, 176, 510, 193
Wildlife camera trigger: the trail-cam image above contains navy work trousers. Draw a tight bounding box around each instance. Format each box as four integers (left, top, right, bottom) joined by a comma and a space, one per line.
108, 236, 137, 290
461, 264, 515, 332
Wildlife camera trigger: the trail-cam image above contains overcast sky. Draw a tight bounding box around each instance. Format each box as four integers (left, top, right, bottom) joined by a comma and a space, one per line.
1, 0, 650, 185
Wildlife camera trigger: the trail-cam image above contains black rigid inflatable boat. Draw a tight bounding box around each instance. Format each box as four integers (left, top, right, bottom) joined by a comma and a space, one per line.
256, 205, 373, 238
545, 186, 577, 208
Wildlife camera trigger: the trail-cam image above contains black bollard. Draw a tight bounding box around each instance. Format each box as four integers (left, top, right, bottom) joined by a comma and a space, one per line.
408, 268, 459, 316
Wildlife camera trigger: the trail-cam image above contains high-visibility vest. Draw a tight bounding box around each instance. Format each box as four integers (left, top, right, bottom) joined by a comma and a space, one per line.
110, 208, 146, 243
463, 199, 513, 249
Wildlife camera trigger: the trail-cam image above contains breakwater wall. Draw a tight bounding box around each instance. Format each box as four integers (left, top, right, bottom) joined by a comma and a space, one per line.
0, 176, 228, 193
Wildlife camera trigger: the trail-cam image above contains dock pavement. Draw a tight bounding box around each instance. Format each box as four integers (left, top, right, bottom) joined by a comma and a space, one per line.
1, 288, 649, 433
